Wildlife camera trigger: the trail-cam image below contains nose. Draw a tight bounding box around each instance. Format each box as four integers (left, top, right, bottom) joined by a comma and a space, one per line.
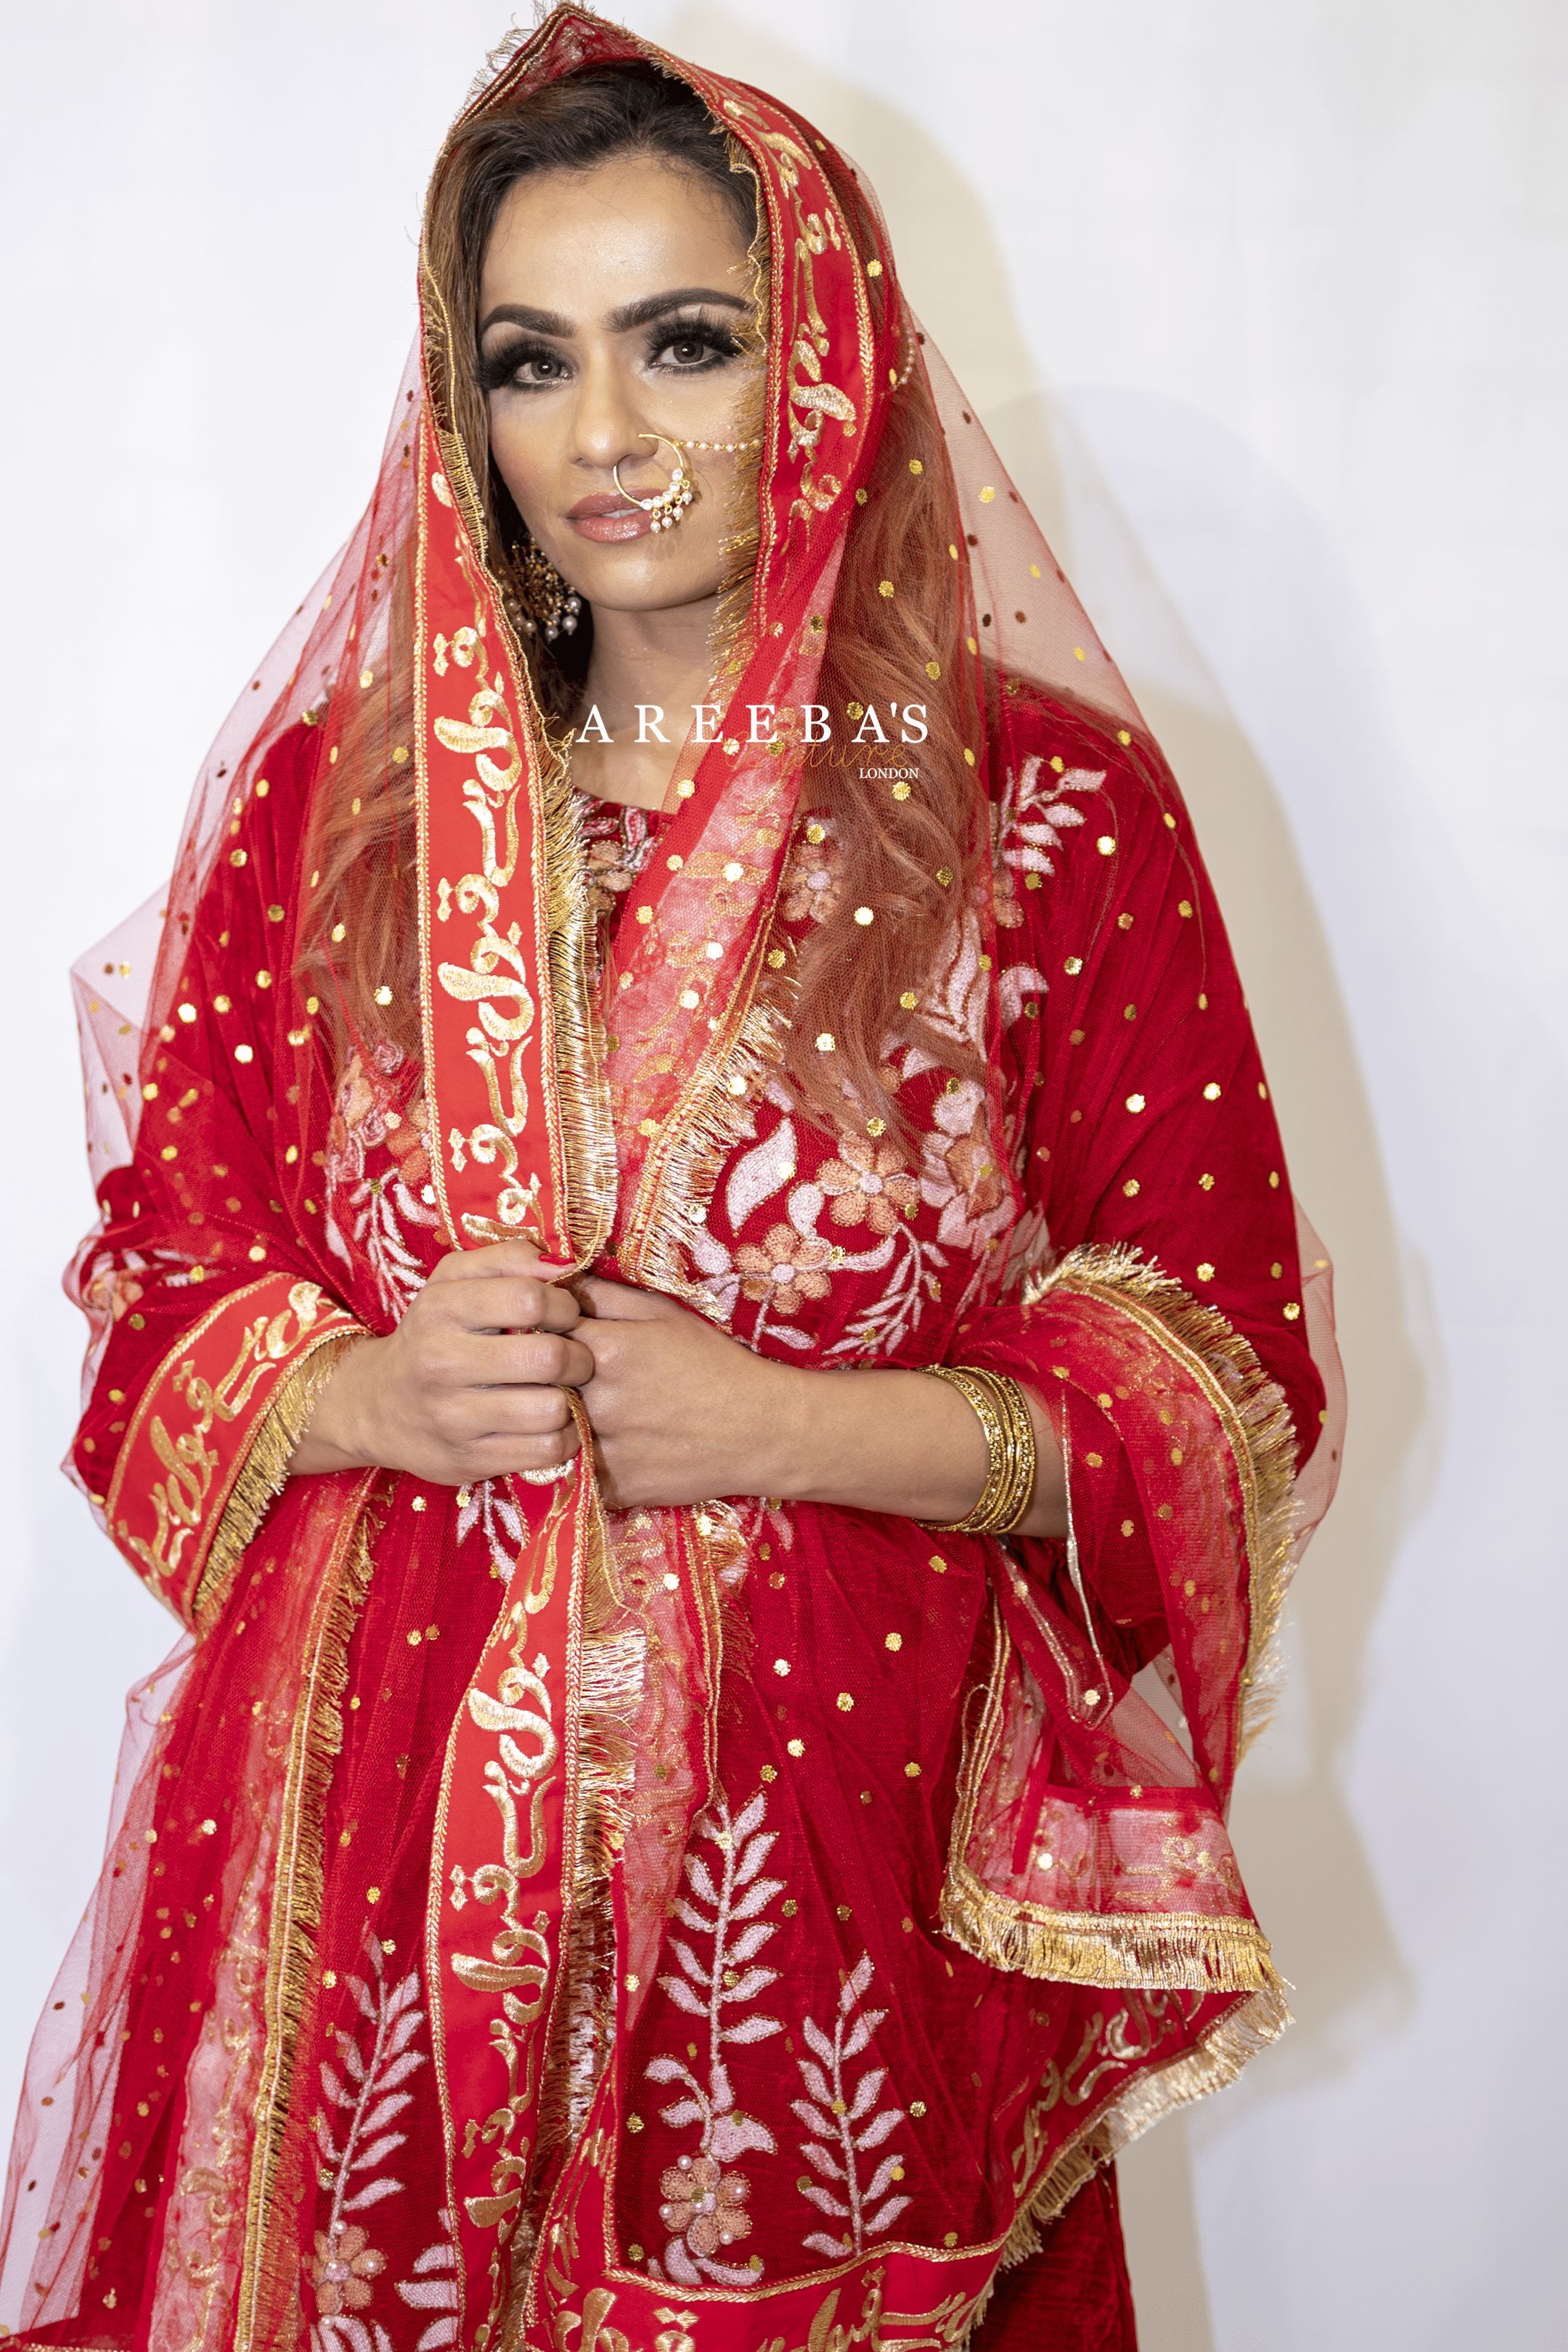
565, 346, 655, 488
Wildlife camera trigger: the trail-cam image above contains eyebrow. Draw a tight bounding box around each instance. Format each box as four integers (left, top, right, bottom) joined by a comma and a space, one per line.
478, 286, 751, 340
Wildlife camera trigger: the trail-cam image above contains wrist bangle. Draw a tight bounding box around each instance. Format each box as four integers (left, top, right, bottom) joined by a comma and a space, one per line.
919, 1364, 1037, 1535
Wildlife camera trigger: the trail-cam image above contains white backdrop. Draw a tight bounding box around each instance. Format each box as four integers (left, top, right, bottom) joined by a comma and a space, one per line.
1, 5, 1563, 2347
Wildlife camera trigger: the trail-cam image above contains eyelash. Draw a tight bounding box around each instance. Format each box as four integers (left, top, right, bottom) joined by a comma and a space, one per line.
478, 319, 745, 395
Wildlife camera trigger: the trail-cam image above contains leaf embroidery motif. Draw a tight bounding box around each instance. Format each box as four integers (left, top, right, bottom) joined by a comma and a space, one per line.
308, 1930, 428, 2350
394, 2210, 462, 2352
645, 1788, 785, 2287
791, 1954, 910, 2261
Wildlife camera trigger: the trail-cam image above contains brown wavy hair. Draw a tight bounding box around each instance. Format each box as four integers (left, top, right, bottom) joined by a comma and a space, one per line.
301, 62, 989, 1140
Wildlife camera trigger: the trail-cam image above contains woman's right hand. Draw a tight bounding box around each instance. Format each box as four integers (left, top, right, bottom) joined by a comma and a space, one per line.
287, 1239, 595, 1486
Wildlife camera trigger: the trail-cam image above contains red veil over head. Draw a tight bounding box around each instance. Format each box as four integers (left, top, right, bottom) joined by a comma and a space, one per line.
1, 10, 1342, 2351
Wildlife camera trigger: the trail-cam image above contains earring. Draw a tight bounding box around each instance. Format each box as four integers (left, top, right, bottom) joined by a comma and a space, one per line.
612, 433, 698, 533
512, 536, 583, 642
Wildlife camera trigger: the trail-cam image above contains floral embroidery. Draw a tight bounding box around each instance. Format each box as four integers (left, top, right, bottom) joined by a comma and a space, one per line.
666, 750, 1090, 1363
914, 1079, 1013, 1280
579, 793, 659, 917
734, 1222, 833, 1317
456, 1476, 525, 1583
791, 1955, 910, 2262
394, 2212, 461, 2352
992, 757, 1103, 927
645, 1789, 785, 2288
310, 2223, 385, 2319
309, 1929, 428, 2351
658, 2155, 754, 2261
322, 1048, 441, 1321
780, 824, 842, 925
817, 1138, 919, 1236
83, 1251, 148, 1323
586, 836, 640, 913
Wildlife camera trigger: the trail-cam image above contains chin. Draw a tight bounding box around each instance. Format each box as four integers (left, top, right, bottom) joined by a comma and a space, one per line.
560, 550, 727, 611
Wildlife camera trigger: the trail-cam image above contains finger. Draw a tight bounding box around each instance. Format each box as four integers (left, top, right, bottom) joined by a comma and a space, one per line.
428, 1275, 581, 1336
430, 1238, 576, 1286
572, 1318, 627, 1377
507, 1424, 582, 1476
464, 1331, 597, 1390
453, 1424, 583, 1479
576, 1276, 680, 1322
455, 1382, 577, 1440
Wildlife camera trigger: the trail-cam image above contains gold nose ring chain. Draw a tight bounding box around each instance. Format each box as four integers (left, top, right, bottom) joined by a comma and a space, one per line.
611, 429, 763, 534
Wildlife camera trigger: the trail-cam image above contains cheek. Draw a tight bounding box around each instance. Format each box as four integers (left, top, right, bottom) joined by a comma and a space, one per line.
486, 404, 554, 525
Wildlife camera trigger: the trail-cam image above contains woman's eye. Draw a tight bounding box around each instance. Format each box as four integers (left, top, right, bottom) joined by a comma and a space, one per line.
513, 350, 567, 385
481, 343, 569, 393
652, 327, 742, 372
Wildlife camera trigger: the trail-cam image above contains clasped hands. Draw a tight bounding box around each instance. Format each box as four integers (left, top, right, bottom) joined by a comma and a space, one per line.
289, 1237, 786, 1508
288, 1237, 1066, 1536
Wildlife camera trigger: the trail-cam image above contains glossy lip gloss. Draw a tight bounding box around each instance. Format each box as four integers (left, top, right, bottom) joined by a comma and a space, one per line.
566, 492, 654, 543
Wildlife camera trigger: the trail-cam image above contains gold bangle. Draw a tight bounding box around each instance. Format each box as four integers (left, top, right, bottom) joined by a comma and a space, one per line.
920, 1364, 1037, 1535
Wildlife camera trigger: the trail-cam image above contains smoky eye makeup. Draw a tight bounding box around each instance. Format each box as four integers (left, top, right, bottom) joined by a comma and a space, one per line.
645, 312, 746, 369
476, 335, 565, 395
477, 309, 751, 396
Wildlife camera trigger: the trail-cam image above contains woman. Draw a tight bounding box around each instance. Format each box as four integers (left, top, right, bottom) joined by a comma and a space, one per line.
0, 11, 1344, 2350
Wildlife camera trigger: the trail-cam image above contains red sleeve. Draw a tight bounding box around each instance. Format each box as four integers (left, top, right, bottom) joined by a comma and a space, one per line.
955, 696, 1326, 1797
69, 723, 364, 1631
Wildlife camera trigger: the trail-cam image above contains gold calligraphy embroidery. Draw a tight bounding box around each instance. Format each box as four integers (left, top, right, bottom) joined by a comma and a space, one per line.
115, 1280, 330, 1589
721, 97, 859, 520
429, 599, 542, 1239
448, 1609, 559, 2234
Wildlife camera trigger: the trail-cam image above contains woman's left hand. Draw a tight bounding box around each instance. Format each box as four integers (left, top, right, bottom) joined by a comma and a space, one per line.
574, 1277, 791, 1509
572, 1275, 1067, 1535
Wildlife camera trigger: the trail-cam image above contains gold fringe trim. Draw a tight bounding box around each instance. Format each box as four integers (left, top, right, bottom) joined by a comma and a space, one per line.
233, 1486, 378, 2352
939, 1858, 1281, 1994
533, 1469, 645, 2171
992, 1975, 1292, 2287
191, 1328, 365, 1630
1026, 1242, 1301, 1757
624, 944, 793, 1314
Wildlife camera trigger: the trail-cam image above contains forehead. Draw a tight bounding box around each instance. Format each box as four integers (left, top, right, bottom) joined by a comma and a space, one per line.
478, 152, 753, 314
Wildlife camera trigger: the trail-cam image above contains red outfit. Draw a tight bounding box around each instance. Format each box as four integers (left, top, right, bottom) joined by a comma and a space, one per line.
0, 12, 1340, 2348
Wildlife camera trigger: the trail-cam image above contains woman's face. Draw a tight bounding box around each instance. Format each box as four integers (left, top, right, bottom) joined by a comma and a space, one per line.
478, 152, 764, 618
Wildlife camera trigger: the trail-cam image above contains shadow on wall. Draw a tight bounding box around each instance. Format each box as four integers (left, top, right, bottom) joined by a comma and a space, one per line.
1030, 391, 1429, 2348
664, 12, 1429, 2348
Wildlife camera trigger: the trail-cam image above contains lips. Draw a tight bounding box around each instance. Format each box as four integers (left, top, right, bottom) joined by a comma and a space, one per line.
565, 489, 655, 543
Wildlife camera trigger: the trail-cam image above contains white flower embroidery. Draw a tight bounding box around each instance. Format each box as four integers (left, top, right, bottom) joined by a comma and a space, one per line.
645, 1789, 785, 2287
322, 1048, 440, 1321
456, 1477, 524, 1582
394, 2213, 460, 2352
309, 1931, 427, 2351
993, 757, 1103, 923
791, 1954, 910, 2261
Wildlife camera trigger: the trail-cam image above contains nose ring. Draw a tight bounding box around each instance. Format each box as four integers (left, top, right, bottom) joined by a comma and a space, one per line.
611, 433, 696, 533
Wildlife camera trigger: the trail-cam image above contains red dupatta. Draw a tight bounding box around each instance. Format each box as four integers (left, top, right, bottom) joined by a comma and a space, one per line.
0, 12, 1343, 2349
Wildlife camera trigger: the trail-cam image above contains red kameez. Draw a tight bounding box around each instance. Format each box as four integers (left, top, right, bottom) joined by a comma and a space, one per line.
0, 14, 1342, 2349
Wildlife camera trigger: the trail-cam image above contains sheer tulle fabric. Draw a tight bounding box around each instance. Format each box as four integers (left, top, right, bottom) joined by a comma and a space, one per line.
0, 10, 1342, 2349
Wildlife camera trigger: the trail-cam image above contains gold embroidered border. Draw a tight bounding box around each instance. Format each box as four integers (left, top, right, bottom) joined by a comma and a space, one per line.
104, 1275, 360, 1628
191, 1326, 366, 1629
417, 258, 616, 1276
233, 1479, 378, 2352
989, 1977, 1291, 2292
1028, 1242, 1300, 1756
103, 1276, 275, 1568
939, 1858, 1278, 1995
941, 1602, 1278, 1996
